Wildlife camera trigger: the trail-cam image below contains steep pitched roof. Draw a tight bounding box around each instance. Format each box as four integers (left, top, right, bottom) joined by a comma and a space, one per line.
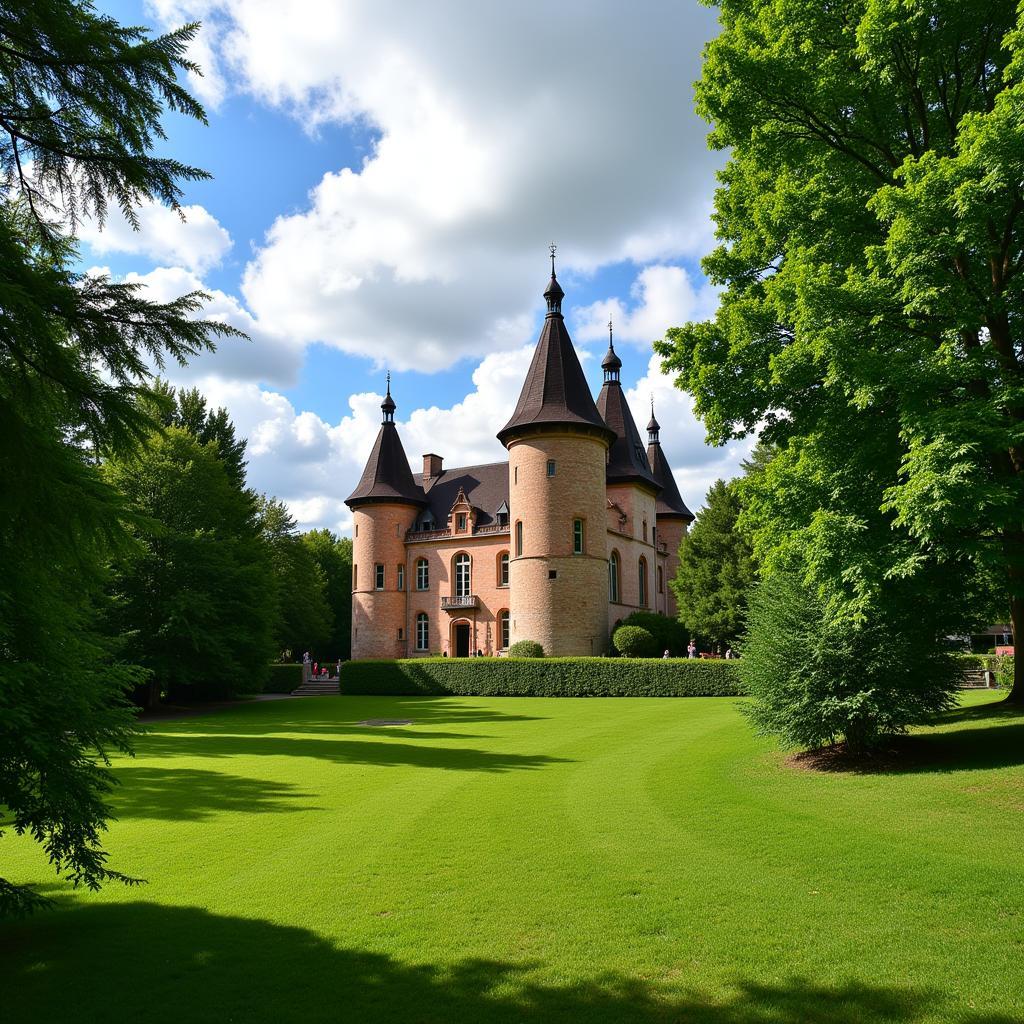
413, 462, 509, 527
346, 422, 427, 508
647, 440, 694, 521
497, 271, 614, 447
597, 380, 660, 492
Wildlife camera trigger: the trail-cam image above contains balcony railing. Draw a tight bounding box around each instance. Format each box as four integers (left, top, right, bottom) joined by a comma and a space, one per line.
441, 594, 479, 610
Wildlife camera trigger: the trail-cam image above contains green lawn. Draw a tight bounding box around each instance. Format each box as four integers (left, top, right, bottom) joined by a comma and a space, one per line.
3, 692, 1023, 1023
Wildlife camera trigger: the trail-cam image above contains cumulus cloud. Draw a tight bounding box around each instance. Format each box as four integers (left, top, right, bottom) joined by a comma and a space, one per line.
121, 266, 304, 387
574, 264, 719, 350
145, 0, 722, 371
78, 199, 232, 274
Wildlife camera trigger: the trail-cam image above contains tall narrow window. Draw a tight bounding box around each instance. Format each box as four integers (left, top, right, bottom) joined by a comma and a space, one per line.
456, 513, 467, 532
638, 557, 648, 607
454, 553, 471, 598
499, 610, 510, 651
397, 565, 405, 591
515, 520, 523, 557
642, 519, 648, 543
375, 564, 385, 590
416, 558, 429, 590
572, 518, 584, 555
416, 613, 429, 651
547, 460, 556, 477
658, 566, 664, 594
498, 551, 509, 586
353, 564, 357, 590
609, 551, 619, 603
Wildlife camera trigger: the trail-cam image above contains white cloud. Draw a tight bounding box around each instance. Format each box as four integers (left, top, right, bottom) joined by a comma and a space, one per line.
78, 199, 232, 274
574, 264, 719, 349
121, 266, 304, 387
145, 0, 722, 371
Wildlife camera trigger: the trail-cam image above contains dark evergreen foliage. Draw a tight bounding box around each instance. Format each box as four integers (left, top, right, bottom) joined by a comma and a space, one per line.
0, 1, 240, 913
302, 529, 352, 659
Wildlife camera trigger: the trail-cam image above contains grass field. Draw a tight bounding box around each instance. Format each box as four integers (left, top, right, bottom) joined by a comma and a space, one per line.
2, 691, 1023, 1023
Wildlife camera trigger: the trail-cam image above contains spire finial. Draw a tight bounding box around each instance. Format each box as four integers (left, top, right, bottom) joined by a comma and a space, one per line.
543, 244, 564, 316
549, 241, 557, 277
647, 393, 661, 442
381, 370, 397, 422
601, 313, 622, 382
608, 316, 614, 350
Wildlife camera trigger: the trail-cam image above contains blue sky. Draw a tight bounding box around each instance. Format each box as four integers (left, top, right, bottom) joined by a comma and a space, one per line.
85, 0, 751, 534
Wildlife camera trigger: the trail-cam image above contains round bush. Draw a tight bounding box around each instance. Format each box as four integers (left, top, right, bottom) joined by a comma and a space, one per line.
613, 625, 658, 658
508, 640, 544, 658
619, 611, 688, 656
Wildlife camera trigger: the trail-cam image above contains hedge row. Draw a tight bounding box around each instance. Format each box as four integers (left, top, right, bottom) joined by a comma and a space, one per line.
957, 652, 1015, 688
339, 657, 743, 697
263, 663, 304, 693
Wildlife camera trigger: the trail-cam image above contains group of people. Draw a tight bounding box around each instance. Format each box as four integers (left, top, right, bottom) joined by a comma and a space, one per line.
302, 652, 342, 678
673, 642, 734, 660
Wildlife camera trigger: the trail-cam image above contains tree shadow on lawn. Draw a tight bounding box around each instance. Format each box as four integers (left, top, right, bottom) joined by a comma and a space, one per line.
108, 767, 322, 821
133, 732, 572, 775
791, 699, 1024, 775
2, 901, 1014, 1024
144, 696, 547, 740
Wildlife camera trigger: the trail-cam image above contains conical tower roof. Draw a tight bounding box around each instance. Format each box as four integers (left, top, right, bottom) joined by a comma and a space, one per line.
345, 381, 427, 509
646, 407, 693, 521
596, 362, 660, 493
497, 258, 614, 448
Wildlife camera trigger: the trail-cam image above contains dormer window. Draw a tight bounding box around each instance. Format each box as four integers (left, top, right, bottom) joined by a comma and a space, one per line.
456, 513, 467, 532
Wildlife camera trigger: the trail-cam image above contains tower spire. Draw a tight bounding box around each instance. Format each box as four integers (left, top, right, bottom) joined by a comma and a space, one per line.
381, 371, 396, 423
647, 396, 661, 444
601, 314, 622, 383
544, 242, 564, 317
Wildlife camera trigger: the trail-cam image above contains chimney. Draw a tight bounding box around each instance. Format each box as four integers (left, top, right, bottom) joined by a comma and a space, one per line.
423, 453, 443, 479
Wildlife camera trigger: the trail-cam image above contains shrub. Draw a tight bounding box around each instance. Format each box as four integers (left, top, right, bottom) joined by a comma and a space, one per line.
508, 640, 544, 658
613, 625, 658, 658
263, 663, 304, 693
339, 658, 742, 697
741, 568, 960, 753
619, 611, 689, 656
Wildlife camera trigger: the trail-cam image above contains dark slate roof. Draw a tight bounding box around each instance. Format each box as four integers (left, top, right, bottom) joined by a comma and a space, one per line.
345, 423, 427, 508
413, 461, 509, 527
647, 440, 694, 521
596, 381, 661, 492
497, 287, 614, 447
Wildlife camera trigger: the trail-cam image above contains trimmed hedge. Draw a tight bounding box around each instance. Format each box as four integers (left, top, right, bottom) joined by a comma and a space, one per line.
263, 663, 304, 693
339, 657, 743, 697
613, 625, 658, 658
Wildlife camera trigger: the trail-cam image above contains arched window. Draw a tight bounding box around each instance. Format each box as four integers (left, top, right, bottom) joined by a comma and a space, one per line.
454, 553, 471, 597
416, 558, 429, 590
638, 557, 648, 607
415, 613, 429, 651
609, 551, 620, 603
498, 551, 510, 587
498, 609, 510, 651
515, 520, 523, 557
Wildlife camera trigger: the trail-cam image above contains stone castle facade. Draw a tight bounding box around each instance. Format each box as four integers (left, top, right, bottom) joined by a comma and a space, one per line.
345, 262, 693, 659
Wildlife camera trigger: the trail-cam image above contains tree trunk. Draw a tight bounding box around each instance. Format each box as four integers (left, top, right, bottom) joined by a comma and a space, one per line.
1007, 594, 1024, 704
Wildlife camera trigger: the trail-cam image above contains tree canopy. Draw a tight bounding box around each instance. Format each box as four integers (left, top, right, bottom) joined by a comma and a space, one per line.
658, 0, 1024, 715
0, 1, 236, 914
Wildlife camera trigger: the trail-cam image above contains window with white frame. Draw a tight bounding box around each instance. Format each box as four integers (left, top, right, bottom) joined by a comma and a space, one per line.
609, 552, 619, 602
499, 610, 510, 650
499, 551, 509, 586
374, 563, 384, 590
573, 518, 584, 555
416, 558, 429, 590
397, 565, 405, 591
454, 553, 471, 597
416, 613, 429, 651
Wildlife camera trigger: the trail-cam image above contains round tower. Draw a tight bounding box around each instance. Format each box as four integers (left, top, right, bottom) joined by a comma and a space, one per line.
345, 378, 426, 660
497, 254, 615, 656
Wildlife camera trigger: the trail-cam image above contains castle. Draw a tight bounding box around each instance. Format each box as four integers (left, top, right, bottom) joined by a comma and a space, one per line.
345, 259, 693, 659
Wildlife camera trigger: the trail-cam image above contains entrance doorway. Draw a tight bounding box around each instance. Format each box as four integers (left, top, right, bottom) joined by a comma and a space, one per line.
454, 623, 471, 658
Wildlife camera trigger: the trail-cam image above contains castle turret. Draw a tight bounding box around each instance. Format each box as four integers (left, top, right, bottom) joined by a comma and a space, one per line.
345, 377, 426, 659
646, 403, 694, 618
497, 252, 615, 656
596, 324, 662, 617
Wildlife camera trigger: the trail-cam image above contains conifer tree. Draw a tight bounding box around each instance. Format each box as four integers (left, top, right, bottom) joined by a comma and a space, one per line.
0, 2, 238, 914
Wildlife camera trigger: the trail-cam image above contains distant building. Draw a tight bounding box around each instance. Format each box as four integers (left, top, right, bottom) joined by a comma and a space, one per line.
345, 260, 693, 658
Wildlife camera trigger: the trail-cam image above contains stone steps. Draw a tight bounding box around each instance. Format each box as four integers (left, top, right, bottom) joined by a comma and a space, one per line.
961, 668, 993, 689
291, 680, 340, 696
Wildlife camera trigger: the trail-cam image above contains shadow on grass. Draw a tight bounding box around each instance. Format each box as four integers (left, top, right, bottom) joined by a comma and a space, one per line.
109, 767, 321, 821
3, 901, 1015, 1024
133, 732, 571, 774
791, 698, 1024, 775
